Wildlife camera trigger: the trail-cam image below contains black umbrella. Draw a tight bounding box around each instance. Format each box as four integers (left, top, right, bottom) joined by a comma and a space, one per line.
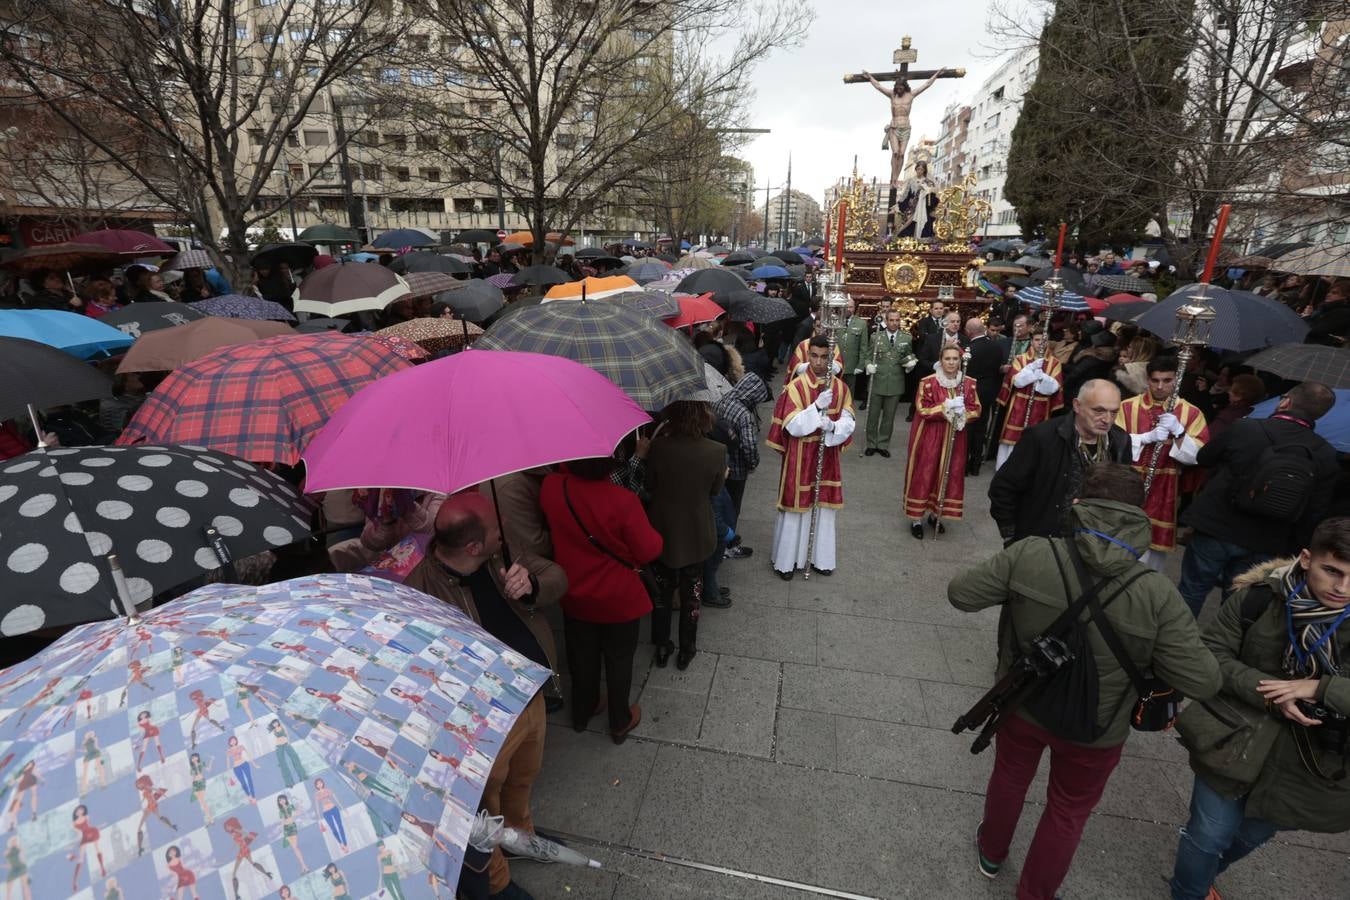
1008, 276, 1033, 288
574, 248, 609, 259
771, 250, 805, 264
752, 256, 782, 269
510, 265, 572, 288
1095, 274, 1152, 295
981, 239, 1022, 253
1102, 301, 1155, 323
1030, 266, 1087, 291
802, 237, 825, 247
722, 289, 796, 324
1246, 344, 1350, 389
297, 223, 360, 244
676, 269, 747, 296
1252, 241, 1311, 260
250, 242, 319, 270
455, 229, 501, 244
389, 252, 472, 276
1136, 284, 1310, 352
656, 253, 679, 264
622, 239, 652, 249
295, 317, 352, 333
435, 279, 506, 323
0, 337, 113, 422
99, 302, 207, 338
1014, 255, 1051, 268
722, 251, 757, 265
0, 444, 313, 633
705, 245, 732, 256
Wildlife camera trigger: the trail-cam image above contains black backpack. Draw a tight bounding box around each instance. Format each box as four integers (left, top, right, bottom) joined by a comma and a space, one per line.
1231, 422, 1317, 522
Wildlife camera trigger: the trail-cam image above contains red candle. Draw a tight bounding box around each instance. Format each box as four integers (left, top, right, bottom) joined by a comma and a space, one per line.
1054, 222, 1067, 269
834, 201, 848, 274
823, 213, 832, 265
1199, 203, 1232, 284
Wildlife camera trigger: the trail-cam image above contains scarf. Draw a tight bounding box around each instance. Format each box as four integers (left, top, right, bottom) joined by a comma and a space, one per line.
1282, 564, 1349, 678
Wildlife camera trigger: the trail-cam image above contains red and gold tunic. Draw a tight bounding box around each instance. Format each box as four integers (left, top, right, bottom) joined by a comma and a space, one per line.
1116, 393, 1209, 552
903, 373, 982, 520
766, 373, 854, 512
782, 339, 844, 385
996, 353, 1064, 445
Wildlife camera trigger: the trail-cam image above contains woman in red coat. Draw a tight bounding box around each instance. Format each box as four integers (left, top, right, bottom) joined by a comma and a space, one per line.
903, 345, 982, 539
540, 457, 663, 744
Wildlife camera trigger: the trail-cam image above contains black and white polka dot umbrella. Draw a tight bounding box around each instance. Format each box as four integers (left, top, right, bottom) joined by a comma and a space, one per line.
0, 445, 314, 636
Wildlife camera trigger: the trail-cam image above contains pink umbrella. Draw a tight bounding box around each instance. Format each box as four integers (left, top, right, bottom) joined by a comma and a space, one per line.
72, 228, 176, 256
302, 348, 650, 496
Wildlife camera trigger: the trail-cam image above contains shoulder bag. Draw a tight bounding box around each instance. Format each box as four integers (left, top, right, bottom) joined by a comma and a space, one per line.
561, 478, 660, 601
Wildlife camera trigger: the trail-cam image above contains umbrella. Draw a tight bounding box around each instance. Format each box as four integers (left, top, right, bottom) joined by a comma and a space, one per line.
980, 239, 1023, 253
752, 256, 783, 269
1135, 284, 1309, 352
485, 273, 520, 290
1253, 240, 1311, 259
1102, 301, 1156, 323
296, 316, 351, 333
389, 253, 472, 276
368, 332, 429, 361
0, 444, 314, 631
294, 266, 411, 317
345, 252, 380, 263
1250, 389, 1350, 450
771, 249, 804, 265
0, 336, 113, 421
1017, 285, 1091, 312
478, 301, 704, 409
684, 362, 735, 403
1095, 273, 1152, 294
435, 279, 505, 323
674, 254, 716, 270
722, 250, 756, 266
705, 245, 732, 256
1232, 254, 1278, 269
99, 302, 207, 338
0, 309, 133, 359
981, 263, 1028, 276
1014, 255, 1051, 268
543, 275, 641, 301
377, 316, 484, 355
455, 228, 501, 244
675, 269, 747, 297
401, 271, 460, 300
250, 242, 319, 271
189, 294, 297, 322
663, 293, 725, 329
494, 242, 525, 254
298, 223, 361, 244
802, 237, 825, 247
623, 261, 673, 285
977, 277, 1004, 296
1245, 344, 1350, 389
117, 317, 295, 373
1272, 244, 1350, 278
622, 239, 652, 249
509, 265, 572, 288
1030, 266, 1087, 291
71, 228, 175, 256
0, 573, 550, 894
607, 290, 680, 319
1103, 292, 1151, 306
721, 289, 796, 324
750, 265, 791, 280
1008, 276, 1033, 288
500, 230, 574, 246
656, 252, 679, 264
370, 228, 438, 249
573, 248, 608, 259
117, 333, 410, 464
304, 350, 649, 494
161, 248, 216, 271
0, 242, 123, 276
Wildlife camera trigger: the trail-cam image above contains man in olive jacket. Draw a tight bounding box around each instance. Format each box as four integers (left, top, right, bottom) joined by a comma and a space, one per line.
862, 307, 918, 457
1169, 517, 1350, 900
949, 463, 1220, 900
838, 297, 870, 407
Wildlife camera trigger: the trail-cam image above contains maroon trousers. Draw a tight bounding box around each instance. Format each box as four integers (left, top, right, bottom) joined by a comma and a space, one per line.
978, 714, 1124, 900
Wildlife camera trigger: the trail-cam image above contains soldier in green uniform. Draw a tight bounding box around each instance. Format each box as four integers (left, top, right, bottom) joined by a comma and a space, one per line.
839, 297, 871, 410
863, 308, 919, 458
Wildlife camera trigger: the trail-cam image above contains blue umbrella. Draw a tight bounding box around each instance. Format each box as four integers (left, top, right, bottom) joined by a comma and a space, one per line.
371, 228, 438, 249
1250, 389, 1350, 452
190, 294, 297, 322
1017, 285, 1091, 312
0, 309, 133, 359
344, 252, 380, 263
978, 276, 1004, 296
1135, 284, 1309, 352
750, 265, 791, 279
625, 261, 673, 285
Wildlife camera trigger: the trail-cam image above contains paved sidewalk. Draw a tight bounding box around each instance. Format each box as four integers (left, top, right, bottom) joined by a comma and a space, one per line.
513, 411, 1348, 899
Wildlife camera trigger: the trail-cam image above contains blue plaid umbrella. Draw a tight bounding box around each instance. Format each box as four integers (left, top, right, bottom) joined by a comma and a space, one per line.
477, 299, 704, 409
0, 573, 550, 897
1017, 285, 1091, 312
0, 309, 133, 359
1135, 284, 1309, 352
190, 295, 296, 322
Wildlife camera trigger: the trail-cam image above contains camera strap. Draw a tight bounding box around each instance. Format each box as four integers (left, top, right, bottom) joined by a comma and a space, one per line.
1045, 539, 1145, 643
1062, 538, 1152, 697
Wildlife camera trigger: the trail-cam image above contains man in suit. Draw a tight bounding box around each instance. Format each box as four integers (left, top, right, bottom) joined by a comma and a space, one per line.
905, 300, 948, 421
918, 311, 969, 378
839, 298, 871, 410
863, 308, 918, 458
963, 318, 1005, 476
987, 316, 1012, 361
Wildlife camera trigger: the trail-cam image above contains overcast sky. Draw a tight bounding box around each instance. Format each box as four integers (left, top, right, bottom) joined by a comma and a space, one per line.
732, 1, 1023, 208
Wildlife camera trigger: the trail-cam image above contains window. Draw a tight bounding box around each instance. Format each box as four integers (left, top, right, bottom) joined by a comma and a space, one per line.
257, 0, 279, 6
311, 163, 335, 181
453, 198, 476, 213
288, 163, 305, 180
319, 197, 346, 212
415, 135, 437, 152
396, 166, 410, 182
248, 128, 265, 146
360, 163, 380, 180
271, 65, 286, 80
235, 24, 248, 40
409, 69, 435, 86
476, 101, 495, 115
387, 134, 407, 152
367, 197, 381, 211
408, 34, 429, 51
556, 133, 576, 150
286, 133, 300, 147
451, 166, 470, 181
992, 86, 1004, 100
441, 36, 462, 53
635, 56, 652, 67
288, 26, 312, 42
421, 167, 441, 182
509, 35, 524, 48
261, 29, 282, 44
303, 129, 328, 146
481, 197, 498, 214
445, 69, 465, 86
634, 29, 653, 41
328, 28, 349, 45
381, 68, 401, 84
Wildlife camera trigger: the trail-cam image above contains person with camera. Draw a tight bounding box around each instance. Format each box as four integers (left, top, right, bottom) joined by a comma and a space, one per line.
1168, 517, 1350, 900
949, 462, 1221, 900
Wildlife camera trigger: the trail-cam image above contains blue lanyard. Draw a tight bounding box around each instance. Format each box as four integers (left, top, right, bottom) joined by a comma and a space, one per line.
1073, 528, 1142, 560
1285, 580, 1350, 668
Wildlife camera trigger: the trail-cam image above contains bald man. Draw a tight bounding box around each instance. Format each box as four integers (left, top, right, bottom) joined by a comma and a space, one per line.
405, 492, 567, 900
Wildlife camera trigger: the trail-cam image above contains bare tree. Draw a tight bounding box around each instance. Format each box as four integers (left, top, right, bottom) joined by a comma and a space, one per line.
0, 0, 406, 280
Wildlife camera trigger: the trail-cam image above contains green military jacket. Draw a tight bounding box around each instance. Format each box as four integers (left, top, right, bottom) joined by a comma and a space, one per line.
839, 316, 869, 374
864, 327, 918, 397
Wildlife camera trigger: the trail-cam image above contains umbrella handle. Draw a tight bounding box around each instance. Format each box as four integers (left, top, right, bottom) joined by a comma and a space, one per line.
488, 479, 514, 571
25, 404, 47, 452
107, 555, 140, 622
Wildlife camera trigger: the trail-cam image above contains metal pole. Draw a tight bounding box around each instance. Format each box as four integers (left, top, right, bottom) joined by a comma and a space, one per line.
761, 177, 770, 248
281, 171, 299, 238
330, 95, 364, 239
494, 140, 506, 231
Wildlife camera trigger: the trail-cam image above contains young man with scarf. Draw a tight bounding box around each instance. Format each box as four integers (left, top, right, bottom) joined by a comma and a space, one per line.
1169, 517, 1350, 900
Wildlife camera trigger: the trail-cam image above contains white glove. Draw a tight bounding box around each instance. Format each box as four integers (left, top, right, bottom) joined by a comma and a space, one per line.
865, 363, 878, 375
1158, 412, 1184, 437
943, 397, 965, 413
1034, 373, 1059, 396
853, 368, 863, 375
1145, 425, 1171, 444
794, 362, 809, 376
815, 389, 833, 410
820, 418, 835, 433
903, 357, 917, 372
1012, 366, 1039, 388
1026, 357, 1045, 372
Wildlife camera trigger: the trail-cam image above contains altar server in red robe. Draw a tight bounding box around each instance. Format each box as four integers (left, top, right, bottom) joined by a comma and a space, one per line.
995, 331, 1065, 470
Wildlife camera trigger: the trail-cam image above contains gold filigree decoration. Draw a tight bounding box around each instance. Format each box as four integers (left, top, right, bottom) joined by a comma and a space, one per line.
932, 173, 992, 241
882, 255, 928, 294
884, 236, 928, 253
828, 163, 881, 251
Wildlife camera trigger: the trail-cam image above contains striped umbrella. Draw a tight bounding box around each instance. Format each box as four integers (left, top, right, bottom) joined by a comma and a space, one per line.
543, 275, 642, 300
1017, 285, 1091, 312
116, 333, 411, 464
162, 248, 216, 271
189, 294, 296, 321
1245, 344, 1350, 389
478, 299, 704, 409
294, 265, 411, 316
1272, 244, 1350, 278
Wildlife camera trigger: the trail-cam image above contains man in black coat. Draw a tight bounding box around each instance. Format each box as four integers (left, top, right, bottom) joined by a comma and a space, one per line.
963, 317, 1005, 477
917, 311, 969, 375
904, 300, 949, 421
1176, 381, 1339, 615
989, 379, 1132, 543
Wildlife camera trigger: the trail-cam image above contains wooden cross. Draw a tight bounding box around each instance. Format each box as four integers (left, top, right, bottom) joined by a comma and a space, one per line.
842, 35, 966, 85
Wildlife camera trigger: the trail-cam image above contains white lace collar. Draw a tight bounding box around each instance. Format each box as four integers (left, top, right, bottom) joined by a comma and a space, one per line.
933, 369, 963, 389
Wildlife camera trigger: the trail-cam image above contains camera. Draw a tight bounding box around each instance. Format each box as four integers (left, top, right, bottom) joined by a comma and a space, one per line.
1026, 634, 1074, 678
1296, 700, 1350, 754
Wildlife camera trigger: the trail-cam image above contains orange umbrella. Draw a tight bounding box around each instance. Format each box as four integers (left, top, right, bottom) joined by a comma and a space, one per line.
501, 231, 576, 247
543, 275, 641, 301
663, 292, 725, 329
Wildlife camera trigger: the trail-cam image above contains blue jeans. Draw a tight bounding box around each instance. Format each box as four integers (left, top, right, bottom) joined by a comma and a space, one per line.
702, 488, 736, 599
1177, 533, 1270, 617
1169, 776, 1279, 900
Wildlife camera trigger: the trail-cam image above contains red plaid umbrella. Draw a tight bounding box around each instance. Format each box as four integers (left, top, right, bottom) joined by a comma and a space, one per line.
116, 333, 410, 464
